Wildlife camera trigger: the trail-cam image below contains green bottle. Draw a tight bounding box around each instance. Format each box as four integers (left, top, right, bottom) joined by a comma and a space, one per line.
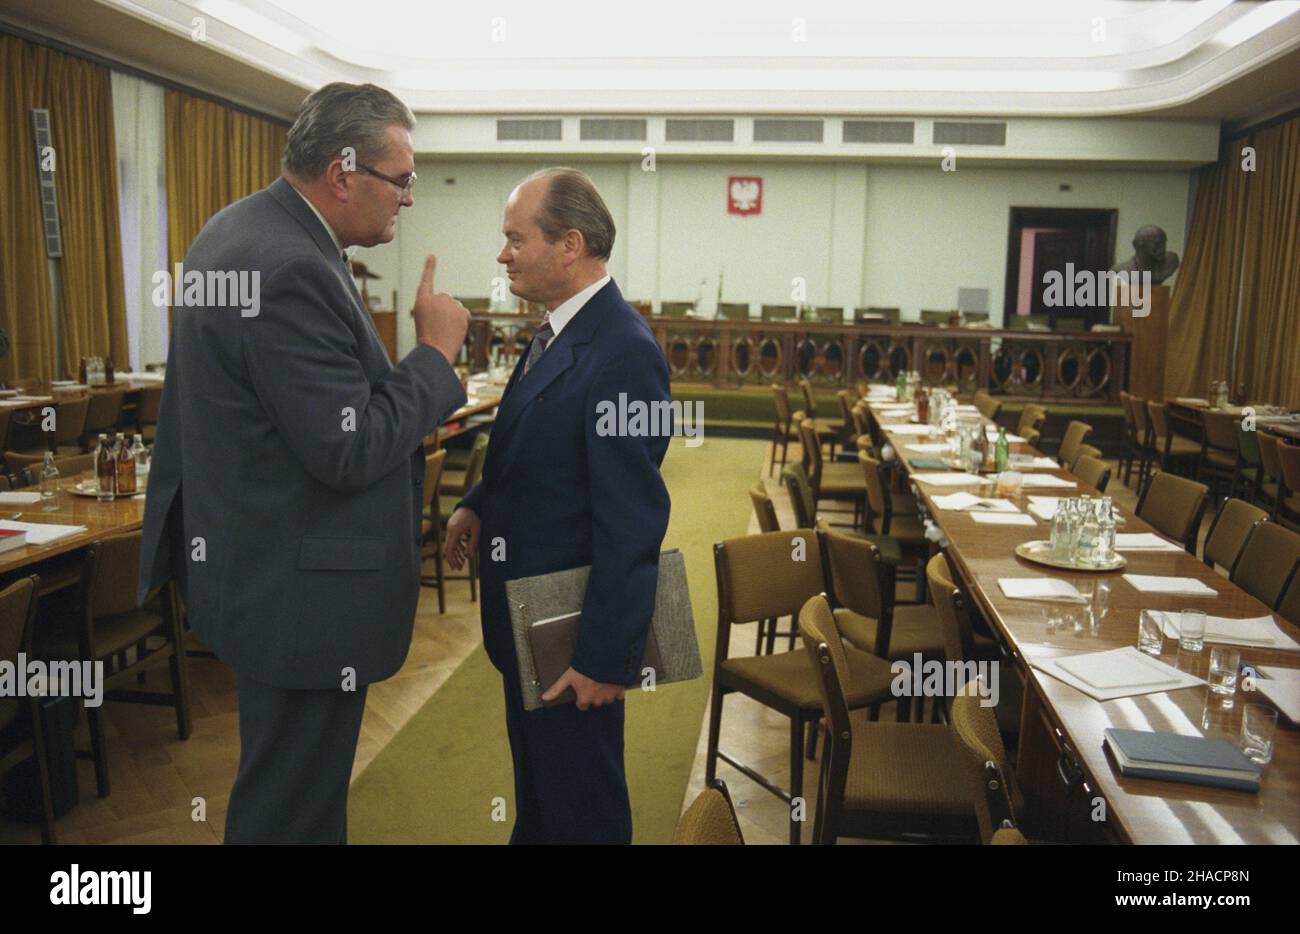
896, 371, 906, 402
994, 426, 1009, 472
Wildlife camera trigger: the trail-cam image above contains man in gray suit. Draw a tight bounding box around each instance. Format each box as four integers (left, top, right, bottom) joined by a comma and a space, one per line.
139, 83, 469, 843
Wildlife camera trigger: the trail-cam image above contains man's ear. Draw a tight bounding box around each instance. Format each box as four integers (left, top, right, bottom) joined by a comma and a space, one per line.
323, 160, 352, 203
563, 228, 586, 265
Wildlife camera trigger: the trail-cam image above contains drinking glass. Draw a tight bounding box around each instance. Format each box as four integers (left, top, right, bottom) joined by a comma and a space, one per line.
1137, 610, 1163, 656
1208, 647, 1240, 697
1179, 609, 1206, 653
1240, 703, 1278, 766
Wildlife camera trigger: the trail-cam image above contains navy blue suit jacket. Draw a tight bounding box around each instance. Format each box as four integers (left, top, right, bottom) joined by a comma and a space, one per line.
462, 280, 671, 686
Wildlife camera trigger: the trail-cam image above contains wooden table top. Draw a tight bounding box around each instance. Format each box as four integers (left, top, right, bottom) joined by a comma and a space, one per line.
866, 394, 1300, 845
0, 471, 145, 578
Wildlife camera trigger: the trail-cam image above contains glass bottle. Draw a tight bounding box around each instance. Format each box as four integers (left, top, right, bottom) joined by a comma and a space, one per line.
1097, 496, 1116, 564
895, 370, 906, 402
95, 433, 116, 502
115, 432, 136, 494
994, 426, 1009, 472
39, 452, 60, 499
130, 434, 149, 479
1077, 497, 1100, 567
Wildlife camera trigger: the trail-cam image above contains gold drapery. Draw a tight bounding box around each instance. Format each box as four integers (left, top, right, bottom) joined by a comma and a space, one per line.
1167, 115, 1300, 408
164, 89, 287, 269
0, 32, 127, 381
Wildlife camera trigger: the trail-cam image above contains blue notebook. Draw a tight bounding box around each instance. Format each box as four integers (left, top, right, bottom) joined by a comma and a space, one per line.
1103, 728, 1261, 793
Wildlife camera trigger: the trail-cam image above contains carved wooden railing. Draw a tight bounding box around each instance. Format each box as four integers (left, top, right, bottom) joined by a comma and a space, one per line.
466, 315, 1133, 401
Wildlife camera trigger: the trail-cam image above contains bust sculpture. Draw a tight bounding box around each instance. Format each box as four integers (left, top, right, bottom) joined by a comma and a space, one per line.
1113, 225, 1180, 285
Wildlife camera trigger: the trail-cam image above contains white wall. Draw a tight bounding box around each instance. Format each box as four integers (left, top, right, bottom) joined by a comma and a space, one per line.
359, 157, 1190, 358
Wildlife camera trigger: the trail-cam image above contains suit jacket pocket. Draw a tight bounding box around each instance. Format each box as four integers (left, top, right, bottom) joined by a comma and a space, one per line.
297, 535, 387, 571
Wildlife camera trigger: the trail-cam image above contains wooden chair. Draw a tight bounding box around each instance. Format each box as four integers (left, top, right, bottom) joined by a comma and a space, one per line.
440, 432, 489, 498
1277, 562, 1300, 625
5, 451, 94, 488
1022, 427, 1041, 449
798, 594, 977, 844
1145, 402, 1199, 477
859, 450, 927, 600
769, 384, 803, 477
672, 779, 744, 845
1198, 410, 1240, 500
950, 682, 1031, 845
1202, 498, 1268, 572
1256, 433, 1286, 516
798, 378, 844, 451
80, 390, 126, 453
1276, 441, 1300, 528
705, 532, 899, 844
797, 418, 864, 527
33, 531, 191, 798
1230, 522, 1300, 609
418, 449, 449, 612
1056, 420, 1093, 470
1016, 404, 1046, 438
1128, 394, 1154, 488
748, 480, 781, 533
0, 576, 57, 843
1069, 443, 1103, 473
1073, 454, 1111, 493
1136, 472, 1208, 554
1234, 423, 1264, 503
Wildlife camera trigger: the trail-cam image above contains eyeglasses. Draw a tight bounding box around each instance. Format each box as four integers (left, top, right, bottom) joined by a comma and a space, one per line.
356, 163, 417, 197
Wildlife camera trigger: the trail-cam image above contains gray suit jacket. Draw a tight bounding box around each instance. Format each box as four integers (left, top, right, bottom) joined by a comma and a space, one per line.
138, 177, 466, 690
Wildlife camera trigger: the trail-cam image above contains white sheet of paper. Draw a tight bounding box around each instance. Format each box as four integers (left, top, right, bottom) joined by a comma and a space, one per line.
1256, 667, 1300, 722
911, 472, 982, 486
885, 424, 936, 435
1018, 474, 1076, 489
1032, 647, 1204, 701
1023, 456, 1060, 469
931, 492, 1018, 511
1114, 533, 1183, 552
1122, 574, 1217, 597
998, 578, 1087, 603
972, 512, 1037, 526
0, 492, 43, 504
0, 520, 88, 546
1150, 611, 1300, 650
1056, 648, 1182, 690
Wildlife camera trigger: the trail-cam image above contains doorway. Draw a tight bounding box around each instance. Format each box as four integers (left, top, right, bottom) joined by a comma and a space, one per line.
1004, 208, 1117, 329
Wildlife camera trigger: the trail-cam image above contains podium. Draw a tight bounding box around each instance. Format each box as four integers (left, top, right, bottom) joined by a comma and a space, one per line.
1114, 284, 1169, 400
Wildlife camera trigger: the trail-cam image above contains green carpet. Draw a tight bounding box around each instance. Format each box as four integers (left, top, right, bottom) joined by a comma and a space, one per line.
348, 436, 764, 843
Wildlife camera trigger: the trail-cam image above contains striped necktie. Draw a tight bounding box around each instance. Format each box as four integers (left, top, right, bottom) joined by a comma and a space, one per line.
522, 319, 555, 377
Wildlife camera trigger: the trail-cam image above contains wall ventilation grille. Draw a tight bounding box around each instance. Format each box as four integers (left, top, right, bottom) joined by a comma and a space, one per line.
496, 119, 563, 141
933, 121, 1007, 146
753, 119, 824, 143
579, 118, 647, 141
842, 120, 915, 144
664, 118, 735, 142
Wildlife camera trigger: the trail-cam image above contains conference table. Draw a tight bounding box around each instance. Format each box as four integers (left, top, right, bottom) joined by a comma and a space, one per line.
1166, 397, 1300, 444
864, 392, 1300, 844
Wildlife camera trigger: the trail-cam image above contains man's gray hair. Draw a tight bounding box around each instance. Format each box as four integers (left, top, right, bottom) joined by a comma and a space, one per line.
521, 167, 616, 261
283, 82, 415, 179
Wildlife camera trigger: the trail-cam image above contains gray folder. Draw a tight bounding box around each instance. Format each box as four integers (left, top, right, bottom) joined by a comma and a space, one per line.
506, 549, 701, 710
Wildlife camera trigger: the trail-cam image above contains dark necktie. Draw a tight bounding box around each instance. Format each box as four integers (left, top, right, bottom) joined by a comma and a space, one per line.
522, 319, 555, 377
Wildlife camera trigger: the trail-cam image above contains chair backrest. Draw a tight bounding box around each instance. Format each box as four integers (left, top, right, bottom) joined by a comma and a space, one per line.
1277, 441, 1300, 495
798, 418, 823, 489
1231, 522, 1300, 609
84, 390, 126, 433
1201, 410, 1239, 453
798, 594, 852, 845
1136, 472, 1208, 552
85, 531, 146, 619
1258, 432, 1283, 483
798, 379, 817, 418
818, 527, 889, 652
771, 384, 793, 427
0, 576, 40, 734
1146, 401, 1171, 439
1129, 394, 1149, 435
1070, 443, 1102, 472
748, 480, 781, 533
714, 531, 825, 632
857, 450, 891, 534
1058, 420, 1093, 468
1236, 423, 1261, 468
672, 781, 745, 845
1277, 564, 1300, 626
137, 386, 163, 424
1073, 454, 1110, 494
52, 396, 91, 445
926, 553, 977, 663
422, 449, 447, 513
976, 396, 1002, 421
780, 463, 816, 529
1203, 498, 1268, 570
837, 390, 856, 434
1016, 405, 1046, 436
1021, 427, 1040, 449
950, 681, 1018, 845
463, 432, 490, 488
1118, 391, 1134, 431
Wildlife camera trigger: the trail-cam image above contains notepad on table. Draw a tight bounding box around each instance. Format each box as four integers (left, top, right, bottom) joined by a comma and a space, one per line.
1149, 611, 1300, 650
1031, 646, 1204, 701
1122, 574, 1217, 597
998, 578, 1087, 603
886, 424, 936, 435
1023, 456, 1061, 469
0, 520, 88, 546
911, 472, 981, 486
1114, 533, 1183, 552
972, 512, 1037, 526
931, 492, 1017, 511
1255, 667, 1300, 722
0, 492, 43, 505
1018, 474, 1076, 490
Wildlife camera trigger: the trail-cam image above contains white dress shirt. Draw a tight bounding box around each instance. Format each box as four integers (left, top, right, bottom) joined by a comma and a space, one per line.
289, 182, 346, 260
544, 274, 611, 339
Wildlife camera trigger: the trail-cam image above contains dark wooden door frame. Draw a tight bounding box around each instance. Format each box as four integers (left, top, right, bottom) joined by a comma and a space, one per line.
1004, 207, 1118, 326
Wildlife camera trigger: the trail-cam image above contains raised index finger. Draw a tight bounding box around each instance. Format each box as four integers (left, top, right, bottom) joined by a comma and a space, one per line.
421, 254, 437, 291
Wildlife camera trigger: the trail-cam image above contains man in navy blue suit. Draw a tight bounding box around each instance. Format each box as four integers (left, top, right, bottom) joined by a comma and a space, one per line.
445, 167, 671, 844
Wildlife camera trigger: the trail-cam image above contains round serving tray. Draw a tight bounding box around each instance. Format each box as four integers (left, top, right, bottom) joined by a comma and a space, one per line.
68, 479, 147, 498
1014, 539, 1125, 572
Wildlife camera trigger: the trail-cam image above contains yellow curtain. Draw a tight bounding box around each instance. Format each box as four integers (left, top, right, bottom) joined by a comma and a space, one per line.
0, 33, 127, 382
1164, 135, 1251, 402
165, 89, 287, 269
1236, 119, 1300, 409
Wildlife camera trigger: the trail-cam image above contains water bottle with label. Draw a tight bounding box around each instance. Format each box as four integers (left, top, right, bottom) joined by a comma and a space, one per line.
40, 451, 60, 499
1076, 497, 1099, 566
1097, 496, 1116, 564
